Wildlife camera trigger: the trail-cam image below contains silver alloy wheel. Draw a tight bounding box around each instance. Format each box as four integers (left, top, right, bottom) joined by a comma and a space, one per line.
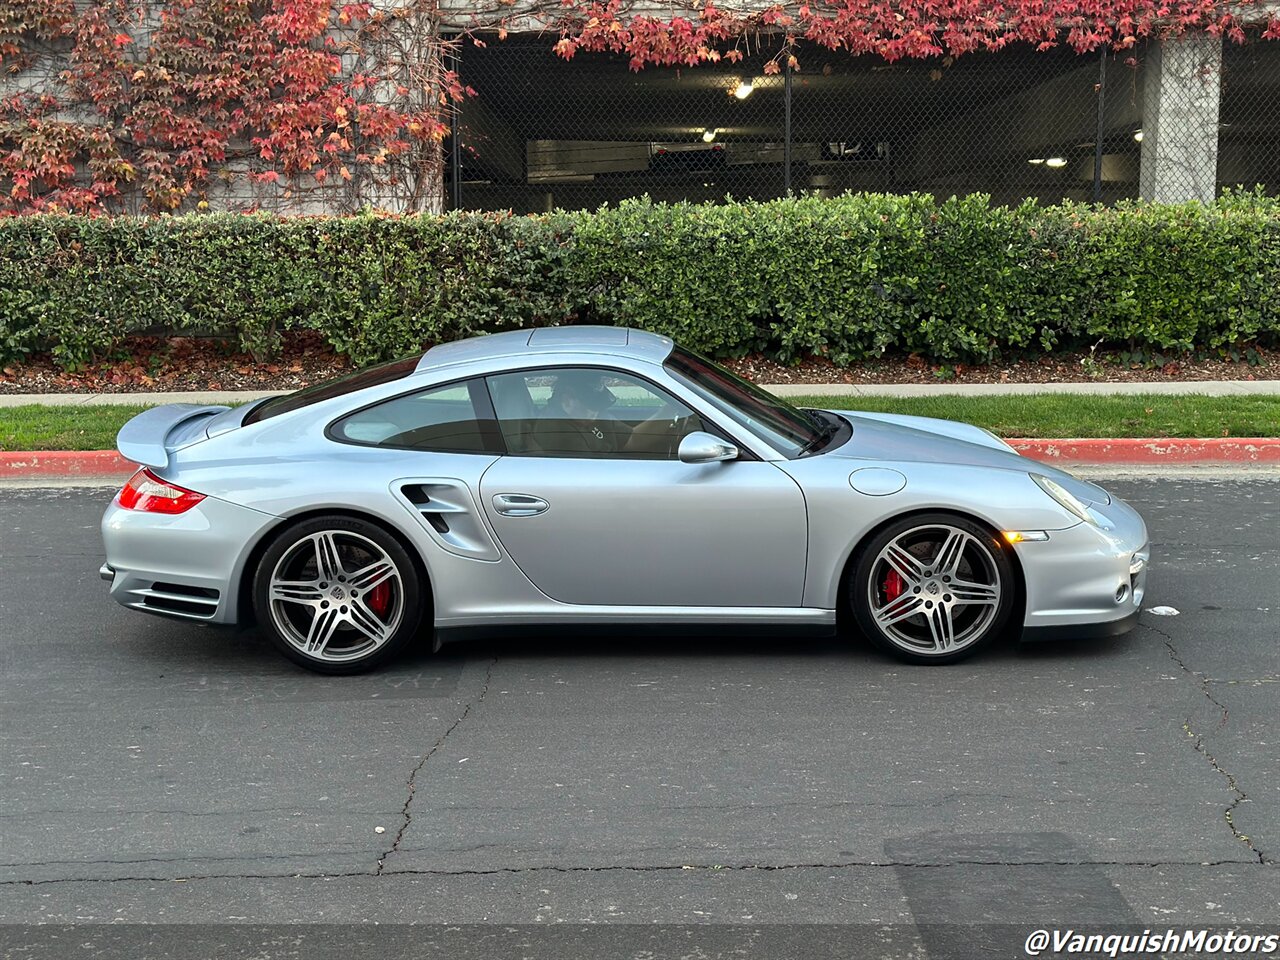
867, 523, 1001, 655
267, 530, 405, 663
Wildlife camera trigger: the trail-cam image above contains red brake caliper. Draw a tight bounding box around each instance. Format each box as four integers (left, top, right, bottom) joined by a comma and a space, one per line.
883, 568, 905, 603
367, 581, 392, 618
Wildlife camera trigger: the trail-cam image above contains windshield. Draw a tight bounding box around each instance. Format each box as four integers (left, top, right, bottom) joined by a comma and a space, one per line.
664, 347, 826, 458
242, 355, 421, 426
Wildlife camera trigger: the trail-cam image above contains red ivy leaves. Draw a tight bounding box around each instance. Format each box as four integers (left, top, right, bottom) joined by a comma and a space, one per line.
265, 0, 332, 43
0, 95, 133, 212
0, 0, 75, 64
561, 0, 1280, 67
1, 0, 1277, 214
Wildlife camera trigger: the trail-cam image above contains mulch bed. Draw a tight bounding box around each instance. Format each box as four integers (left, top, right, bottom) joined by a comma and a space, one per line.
2, 332, 1279, 394
0, 333, 350, 395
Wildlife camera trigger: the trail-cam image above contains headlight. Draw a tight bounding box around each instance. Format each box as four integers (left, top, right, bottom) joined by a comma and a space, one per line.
1031, 474, 1097, 525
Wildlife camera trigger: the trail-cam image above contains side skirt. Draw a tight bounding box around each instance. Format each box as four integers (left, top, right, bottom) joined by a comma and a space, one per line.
434, 606, 838, 645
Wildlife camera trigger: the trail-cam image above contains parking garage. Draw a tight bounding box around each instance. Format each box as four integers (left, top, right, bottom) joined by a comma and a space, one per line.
447, 33, 1280, 211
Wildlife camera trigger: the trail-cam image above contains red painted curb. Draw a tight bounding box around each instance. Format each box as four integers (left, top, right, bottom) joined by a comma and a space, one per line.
1009, 437, 1280, 464
2, 438, 1279, 479
0, 450, 136, 478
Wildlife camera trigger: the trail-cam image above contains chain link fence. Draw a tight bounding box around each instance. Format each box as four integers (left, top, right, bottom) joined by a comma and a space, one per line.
448, 33, 1280, 212
1221, 37, 1280, 197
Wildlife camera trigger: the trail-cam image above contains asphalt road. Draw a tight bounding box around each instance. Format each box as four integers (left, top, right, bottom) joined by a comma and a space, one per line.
1, 476, 1278, 958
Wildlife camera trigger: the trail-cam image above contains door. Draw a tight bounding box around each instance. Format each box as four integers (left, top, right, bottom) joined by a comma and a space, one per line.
479, 367, 808, 607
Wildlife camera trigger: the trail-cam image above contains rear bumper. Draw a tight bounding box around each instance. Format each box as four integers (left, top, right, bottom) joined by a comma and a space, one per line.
100, 494, 277, 625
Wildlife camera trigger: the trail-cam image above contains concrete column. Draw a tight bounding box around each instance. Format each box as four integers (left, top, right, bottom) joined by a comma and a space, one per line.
1139, 31, 1223, 203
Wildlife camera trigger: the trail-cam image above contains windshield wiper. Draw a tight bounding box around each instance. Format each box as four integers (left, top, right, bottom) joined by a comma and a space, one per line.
797, 413, 839, 456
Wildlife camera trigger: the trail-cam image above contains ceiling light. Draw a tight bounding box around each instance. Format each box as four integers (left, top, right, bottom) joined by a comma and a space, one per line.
1133, 129, 1144, 142
733, 80, 755, 100
1045, 157, 1068, 168
1028, 158, 1045, 165
702, 128, 717, 143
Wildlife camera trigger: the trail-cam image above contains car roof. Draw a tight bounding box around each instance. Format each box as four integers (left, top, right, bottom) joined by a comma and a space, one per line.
415, 326, 675, 372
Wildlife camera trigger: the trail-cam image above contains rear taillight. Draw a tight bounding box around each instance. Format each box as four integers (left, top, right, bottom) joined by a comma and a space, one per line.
115, 469, 206, 515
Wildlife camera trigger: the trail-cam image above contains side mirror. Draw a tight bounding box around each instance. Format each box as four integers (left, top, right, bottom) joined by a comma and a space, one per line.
678, 431, 739, 464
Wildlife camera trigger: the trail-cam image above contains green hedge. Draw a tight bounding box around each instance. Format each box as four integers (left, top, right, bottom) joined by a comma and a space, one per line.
3, 190, 1279, 370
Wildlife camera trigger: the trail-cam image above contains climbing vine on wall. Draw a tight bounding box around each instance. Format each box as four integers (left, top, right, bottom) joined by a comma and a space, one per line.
2, 0, 1277, 215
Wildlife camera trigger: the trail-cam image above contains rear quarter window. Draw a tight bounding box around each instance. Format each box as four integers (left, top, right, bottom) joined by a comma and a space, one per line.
243, 355, 421, 426
331, 379, 502, 453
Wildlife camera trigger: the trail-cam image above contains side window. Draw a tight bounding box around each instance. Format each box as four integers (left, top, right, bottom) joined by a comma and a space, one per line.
486, 368, 705, 459
331, 379, 501, 453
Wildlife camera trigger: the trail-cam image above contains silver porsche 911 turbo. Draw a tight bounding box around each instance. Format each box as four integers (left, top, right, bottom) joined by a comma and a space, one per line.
101, 326, 1149, 673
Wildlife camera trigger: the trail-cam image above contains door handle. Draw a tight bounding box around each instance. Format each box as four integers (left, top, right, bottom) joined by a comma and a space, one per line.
492, 493, 550, 517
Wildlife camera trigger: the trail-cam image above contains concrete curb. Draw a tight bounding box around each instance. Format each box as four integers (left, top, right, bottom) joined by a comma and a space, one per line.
5, 438, 1280, 480
1008, 437, 1280, 464
0, 390, 285, 408
768, 380, 1280, 398
1, 450, 136, 478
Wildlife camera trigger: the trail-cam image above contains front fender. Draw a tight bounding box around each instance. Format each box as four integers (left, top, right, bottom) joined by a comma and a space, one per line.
776, 458, 1084, 610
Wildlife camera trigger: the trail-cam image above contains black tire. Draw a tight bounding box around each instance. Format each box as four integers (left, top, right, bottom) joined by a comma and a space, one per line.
849, 512, 1015, 665
253, 515, 426, 674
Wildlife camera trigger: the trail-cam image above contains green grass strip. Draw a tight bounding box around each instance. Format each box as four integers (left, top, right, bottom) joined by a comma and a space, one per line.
788, 393, 1280, 440
1, 404, 154, 453
1, 393, 1278, 451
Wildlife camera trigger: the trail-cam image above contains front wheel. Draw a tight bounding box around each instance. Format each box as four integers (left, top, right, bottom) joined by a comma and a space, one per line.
253, 516, 425, 674
850, 513, 1015, 665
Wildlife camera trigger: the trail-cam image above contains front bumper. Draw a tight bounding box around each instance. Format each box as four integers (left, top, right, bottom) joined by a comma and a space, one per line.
1015, 492, 1149, 640
100, 493, 278, 625
1021, 608, 1140, 642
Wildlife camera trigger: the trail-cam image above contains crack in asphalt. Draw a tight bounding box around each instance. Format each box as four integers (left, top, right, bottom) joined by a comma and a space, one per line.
1144, 619, 1268, 865
0, 850, 375, 871
3, 857, 1271, 888
0, 805, 383, 822
374, 657, 496, 875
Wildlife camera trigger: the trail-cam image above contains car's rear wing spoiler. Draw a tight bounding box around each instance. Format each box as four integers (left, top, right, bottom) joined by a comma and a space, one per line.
116, 404, 230, 469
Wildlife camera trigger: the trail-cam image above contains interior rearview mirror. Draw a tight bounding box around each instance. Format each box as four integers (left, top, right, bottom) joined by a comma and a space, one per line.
678, 432, 739, 464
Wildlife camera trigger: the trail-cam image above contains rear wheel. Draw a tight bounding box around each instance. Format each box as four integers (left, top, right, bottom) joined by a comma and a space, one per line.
850, 513, 1014, 665
253, 516, 424, 674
